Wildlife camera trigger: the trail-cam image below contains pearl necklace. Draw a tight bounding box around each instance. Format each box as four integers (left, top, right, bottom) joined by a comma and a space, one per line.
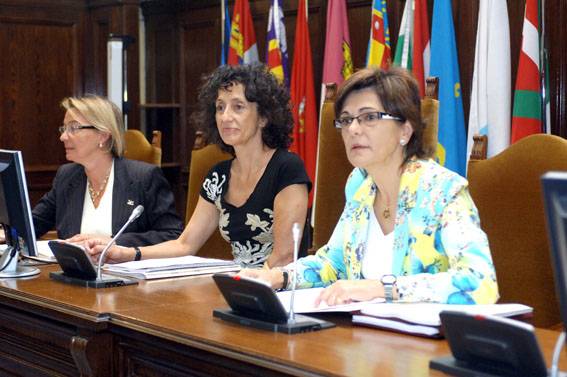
88, 168, 111, 205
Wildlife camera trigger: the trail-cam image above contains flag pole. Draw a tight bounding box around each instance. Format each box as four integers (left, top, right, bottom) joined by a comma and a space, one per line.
221, 0, 226, 55
539, 0, 548, 133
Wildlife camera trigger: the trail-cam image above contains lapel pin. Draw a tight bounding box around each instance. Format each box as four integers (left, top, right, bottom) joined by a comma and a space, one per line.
127, 200, 135, 206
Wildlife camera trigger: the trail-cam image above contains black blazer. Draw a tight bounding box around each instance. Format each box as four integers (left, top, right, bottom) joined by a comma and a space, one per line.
32, 158, 183, 246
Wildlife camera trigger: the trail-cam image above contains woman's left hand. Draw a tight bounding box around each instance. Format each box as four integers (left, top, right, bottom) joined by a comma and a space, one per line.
315, 280, 384, 307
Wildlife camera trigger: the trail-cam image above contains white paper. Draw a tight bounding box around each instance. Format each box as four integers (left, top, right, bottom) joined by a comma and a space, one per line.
0, 239, 57, 262
103, 255, 241, 280
353, 314, 441, 337
106, 255, 239, 272
359, 302, 533, 327
276, 288, 385, 314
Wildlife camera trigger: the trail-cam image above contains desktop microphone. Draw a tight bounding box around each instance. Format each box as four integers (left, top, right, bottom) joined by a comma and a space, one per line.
212, 221, 335, 333
288, 222, 301, 323
96, 205, 144, 280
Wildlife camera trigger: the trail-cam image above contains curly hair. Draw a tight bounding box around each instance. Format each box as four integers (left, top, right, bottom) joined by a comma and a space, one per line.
334, 67, 427, 166
193, 64, 293, 155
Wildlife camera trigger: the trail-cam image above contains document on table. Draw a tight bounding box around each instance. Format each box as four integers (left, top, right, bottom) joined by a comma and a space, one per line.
276, 288, 385, 313
35, 240, 57, 262
352, 302, 533, 338
1, 240, 57, 263
103, 255, 241, 280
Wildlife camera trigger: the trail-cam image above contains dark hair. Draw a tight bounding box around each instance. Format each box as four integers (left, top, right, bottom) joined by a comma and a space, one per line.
334, 67, 426, 165
193, 64, 293, 155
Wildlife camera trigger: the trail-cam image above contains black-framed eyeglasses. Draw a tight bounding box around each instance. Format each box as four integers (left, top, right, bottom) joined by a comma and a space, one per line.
58, 122, 97, 135
334, 111, 405, 129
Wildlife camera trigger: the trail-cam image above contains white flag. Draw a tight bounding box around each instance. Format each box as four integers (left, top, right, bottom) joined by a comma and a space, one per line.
467, 0, 511, 161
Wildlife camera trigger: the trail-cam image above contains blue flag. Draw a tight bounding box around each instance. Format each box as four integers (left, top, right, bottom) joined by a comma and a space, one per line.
429, 0, 466, 176
220, 0, 231, 65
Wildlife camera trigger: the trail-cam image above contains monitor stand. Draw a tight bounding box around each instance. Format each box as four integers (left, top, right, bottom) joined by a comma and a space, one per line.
0, 247, 40, 278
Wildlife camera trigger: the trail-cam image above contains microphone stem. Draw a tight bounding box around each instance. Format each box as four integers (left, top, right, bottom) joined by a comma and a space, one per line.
96, 218, 134, 280
288, 223, 300, 322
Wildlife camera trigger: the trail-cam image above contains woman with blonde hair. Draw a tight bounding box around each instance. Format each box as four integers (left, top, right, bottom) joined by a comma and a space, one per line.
32, 95, 183, 247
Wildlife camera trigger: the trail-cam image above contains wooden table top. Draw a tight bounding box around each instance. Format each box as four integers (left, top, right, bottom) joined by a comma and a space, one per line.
1, 264, 565, 377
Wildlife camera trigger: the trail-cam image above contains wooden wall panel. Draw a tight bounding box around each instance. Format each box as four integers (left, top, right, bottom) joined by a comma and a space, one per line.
0, 0, 140, 205
547, 0, 567, 137
0, 3, 84, 203
0, 20, 77, 163
180, 8, 221, 167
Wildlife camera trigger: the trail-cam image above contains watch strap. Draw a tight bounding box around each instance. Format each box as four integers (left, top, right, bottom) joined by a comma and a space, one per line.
134, 247, 142, 261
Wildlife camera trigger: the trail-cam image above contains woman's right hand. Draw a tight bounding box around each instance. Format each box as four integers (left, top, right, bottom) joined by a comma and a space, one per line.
84, 238, 134, 264
238, 268, 286, 290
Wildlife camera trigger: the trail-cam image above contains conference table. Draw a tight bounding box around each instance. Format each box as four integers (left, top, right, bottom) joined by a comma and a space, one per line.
0, 263, 564, 376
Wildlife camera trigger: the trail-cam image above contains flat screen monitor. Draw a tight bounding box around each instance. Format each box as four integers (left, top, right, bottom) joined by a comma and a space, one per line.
0, 149, 39, 278
542, 171, 567, 334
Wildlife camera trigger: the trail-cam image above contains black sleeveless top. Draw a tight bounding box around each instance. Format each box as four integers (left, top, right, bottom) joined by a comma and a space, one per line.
200, 149, 311, 267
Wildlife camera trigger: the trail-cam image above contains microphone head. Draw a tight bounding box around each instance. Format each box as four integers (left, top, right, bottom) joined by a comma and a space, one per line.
129, 205, 144, 221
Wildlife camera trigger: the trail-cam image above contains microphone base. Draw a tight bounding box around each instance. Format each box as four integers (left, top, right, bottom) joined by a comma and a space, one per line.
49, 271, 138, 288
213, 309, 335, 334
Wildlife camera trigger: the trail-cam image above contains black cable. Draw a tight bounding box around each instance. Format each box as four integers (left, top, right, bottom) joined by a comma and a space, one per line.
0, 247, 18, 273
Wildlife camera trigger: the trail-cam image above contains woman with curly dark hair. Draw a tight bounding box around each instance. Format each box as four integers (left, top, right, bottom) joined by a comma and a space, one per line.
87, 64, 311, 268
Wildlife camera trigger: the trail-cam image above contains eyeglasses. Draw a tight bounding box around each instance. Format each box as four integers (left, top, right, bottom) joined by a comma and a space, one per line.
334, 111, 405, 129
58, 122, 97, 135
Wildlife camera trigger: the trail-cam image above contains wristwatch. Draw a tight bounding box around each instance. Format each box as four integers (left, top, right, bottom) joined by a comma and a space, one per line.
381, 274, 397, 303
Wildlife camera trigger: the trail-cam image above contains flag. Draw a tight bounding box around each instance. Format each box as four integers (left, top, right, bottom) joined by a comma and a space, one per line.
322, 0, 353, 86
265, 0, 290, 86
365, 0, 391, 69
228, 0, 259, 65
467, 0, 511, 160
220, 0, 231, 65
429, 0, 466, 176
393, 0, 413, 69
290, 0, 317, 204
393, 0, 430, 96
511, 0, 542, 142
412, 0, 430, 97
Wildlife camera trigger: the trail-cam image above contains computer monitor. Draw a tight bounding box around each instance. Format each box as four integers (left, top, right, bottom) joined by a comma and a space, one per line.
542, 171, 567, 334
0, 149, 39, 278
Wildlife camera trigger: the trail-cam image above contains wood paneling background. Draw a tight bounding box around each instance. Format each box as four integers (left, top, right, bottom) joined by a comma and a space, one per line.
0, 0, 565, 215
0, 0, 140, 205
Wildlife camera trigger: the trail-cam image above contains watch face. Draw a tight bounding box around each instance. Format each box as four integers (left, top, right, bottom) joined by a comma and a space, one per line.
381, 274, 396, 285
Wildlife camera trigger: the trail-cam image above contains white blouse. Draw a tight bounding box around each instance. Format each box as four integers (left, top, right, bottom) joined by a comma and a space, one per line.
80, 161, 115, 237
361, 207, 394, 280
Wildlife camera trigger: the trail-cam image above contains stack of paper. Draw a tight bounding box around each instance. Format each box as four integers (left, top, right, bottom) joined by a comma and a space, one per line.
103, 255, 241, 280
352, 303, 533, 338
276, 288, 385, 313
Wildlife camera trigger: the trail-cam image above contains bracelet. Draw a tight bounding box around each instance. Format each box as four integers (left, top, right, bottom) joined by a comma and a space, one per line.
134, 247, 142, 261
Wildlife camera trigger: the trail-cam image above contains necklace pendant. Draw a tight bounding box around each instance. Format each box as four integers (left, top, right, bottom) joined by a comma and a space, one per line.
383, 208, 391, 219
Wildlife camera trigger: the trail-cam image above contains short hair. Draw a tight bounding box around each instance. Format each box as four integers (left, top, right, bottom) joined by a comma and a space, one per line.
193, 63, 293, 155
61, 95, 125, 157
334, 67, 426, 164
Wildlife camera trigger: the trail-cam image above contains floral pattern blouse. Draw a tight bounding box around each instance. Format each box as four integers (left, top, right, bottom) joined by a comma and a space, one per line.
289, 158, 499, 304
200, 149, 311, 267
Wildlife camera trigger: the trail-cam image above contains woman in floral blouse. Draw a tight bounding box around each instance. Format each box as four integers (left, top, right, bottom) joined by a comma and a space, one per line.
86, 64, 311, 268
244, 67, 499, 305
